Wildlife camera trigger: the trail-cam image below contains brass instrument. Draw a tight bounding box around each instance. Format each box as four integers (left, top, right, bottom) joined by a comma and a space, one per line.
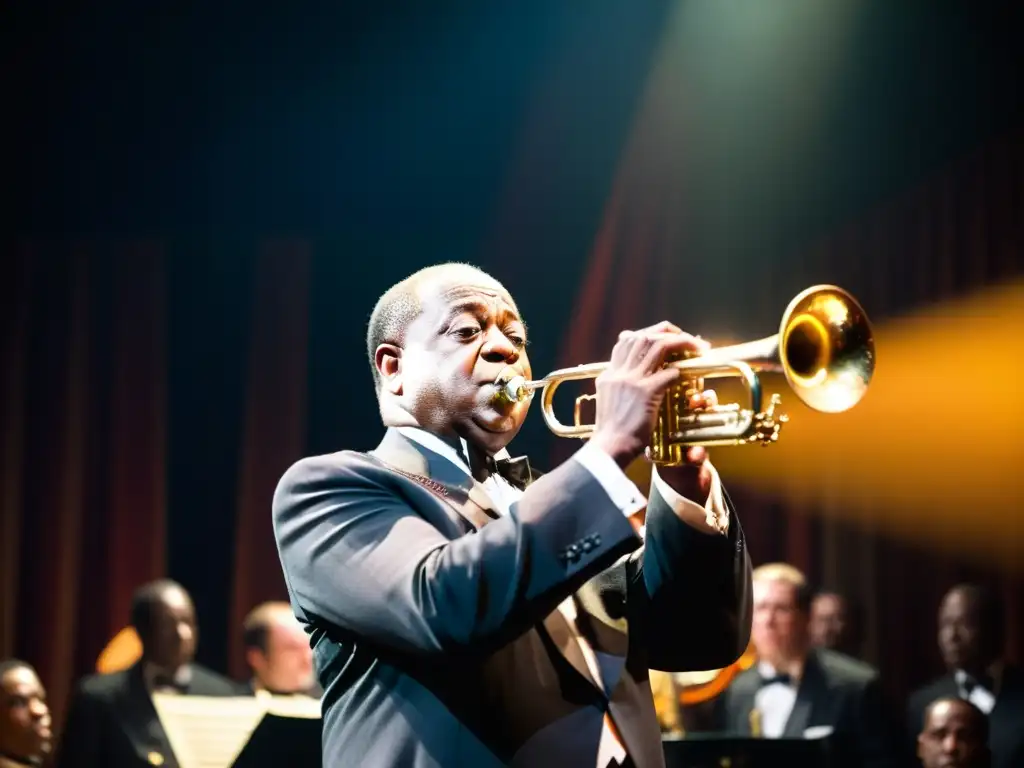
496, 285, 874, 464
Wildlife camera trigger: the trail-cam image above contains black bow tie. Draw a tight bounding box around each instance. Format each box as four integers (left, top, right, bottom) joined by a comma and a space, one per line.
759, 672, 793, 688
482, 454, 532, 490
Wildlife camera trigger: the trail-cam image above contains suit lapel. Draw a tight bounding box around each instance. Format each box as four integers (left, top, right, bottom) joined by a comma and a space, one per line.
372, 429, 608, 697
728, 669, 761, 734
370, 429, 501, 531
120, 664, 178, 765
783, 653, 825, 737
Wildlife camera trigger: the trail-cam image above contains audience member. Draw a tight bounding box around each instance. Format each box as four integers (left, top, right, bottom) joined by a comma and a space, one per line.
56, 579, 238, 767
716, 563, 895, 767
0, 660, 50, 768
907, 584, 1024, 768
240, 601, 319, 697
916, 697, 990, 768
810, 590, 863, 659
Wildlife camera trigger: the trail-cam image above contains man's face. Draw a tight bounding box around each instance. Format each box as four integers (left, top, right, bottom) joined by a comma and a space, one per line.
387, 276, 532, 454
917, 700, 987, 768
144, 587, 198, 672
938, 590, 984, 672
0, 666, 51, 760
751, 579, 807, 662
251, 617, 315, 694
809, 593, 847, 650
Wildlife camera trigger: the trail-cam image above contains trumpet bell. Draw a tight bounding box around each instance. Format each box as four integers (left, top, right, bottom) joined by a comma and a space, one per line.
778, 285, 875, 414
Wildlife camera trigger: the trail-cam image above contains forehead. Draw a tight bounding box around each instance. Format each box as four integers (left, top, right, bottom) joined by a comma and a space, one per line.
940, 591, 974, 618
754, 578, 797, 602
418, 277, 520, 318
1, 667, 42, 694
155, 587, 194, 616
813, 594, 843, 611
928, 701, 979, 730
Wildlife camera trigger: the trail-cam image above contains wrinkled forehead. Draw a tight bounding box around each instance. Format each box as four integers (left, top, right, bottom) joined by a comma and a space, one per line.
417, 275, 521, 320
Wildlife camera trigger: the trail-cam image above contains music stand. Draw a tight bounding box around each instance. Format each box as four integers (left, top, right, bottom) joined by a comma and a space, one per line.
663, 732, 842, 768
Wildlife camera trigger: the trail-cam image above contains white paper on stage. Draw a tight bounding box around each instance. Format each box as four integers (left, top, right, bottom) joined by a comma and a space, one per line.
151, 694, 320, 768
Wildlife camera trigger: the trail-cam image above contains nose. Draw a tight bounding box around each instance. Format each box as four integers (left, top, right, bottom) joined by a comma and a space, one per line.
480, 327, 519, 364
30, 699, 48, 719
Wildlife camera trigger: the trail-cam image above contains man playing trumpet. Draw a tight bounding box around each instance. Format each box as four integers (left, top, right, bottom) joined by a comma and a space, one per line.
272, 263, 753, 768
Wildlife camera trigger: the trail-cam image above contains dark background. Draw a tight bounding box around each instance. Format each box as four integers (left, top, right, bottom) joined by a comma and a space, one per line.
3, 0, 1023, 732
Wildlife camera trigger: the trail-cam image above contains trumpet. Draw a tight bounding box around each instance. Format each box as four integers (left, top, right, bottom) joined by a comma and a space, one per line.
495, 285, 875, 465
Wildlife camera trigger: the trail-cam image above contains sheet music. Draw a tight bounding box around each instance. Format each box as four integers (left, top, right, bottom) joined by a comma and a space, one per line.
151, 694, 319, 768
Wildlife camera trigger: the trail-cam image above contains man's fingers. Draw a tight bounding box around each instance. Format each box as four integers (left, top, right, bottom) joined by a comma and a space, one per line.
639, 332, 709, 372
688, 389, 718, 409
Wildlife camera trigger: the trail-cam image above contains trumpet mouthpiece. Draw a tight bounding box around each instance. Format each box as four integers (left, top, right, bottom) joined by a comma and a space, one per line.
494, 373, 531, 404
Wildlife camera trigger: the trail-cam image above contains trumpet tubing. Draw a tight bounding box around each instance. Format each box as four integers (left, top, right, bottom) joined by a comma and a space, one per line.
497, 285, 874, 465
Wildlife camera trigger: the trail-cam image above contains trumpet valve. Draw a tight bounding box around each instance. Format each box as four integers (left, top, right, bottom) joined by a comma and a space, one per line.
749, 393, 789, 446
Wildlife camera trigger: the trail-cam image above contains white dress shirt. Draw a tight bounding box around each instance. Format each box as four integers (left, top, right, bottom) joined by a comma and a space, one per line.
397, 427, 728, 767
752, 661, 798, 738
955, 669, 997, 714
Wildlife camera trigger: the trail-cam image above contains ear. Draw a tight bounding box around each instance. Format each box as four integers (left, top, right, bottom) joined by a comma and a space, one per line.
375, 343, 403, 395
245, 647, 263, 673
915, 734, 924, 760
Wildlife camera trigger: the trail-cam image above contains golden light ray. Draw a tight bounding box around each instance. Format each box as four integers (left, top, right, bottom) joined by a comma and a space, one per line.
707, 279, 1024, 570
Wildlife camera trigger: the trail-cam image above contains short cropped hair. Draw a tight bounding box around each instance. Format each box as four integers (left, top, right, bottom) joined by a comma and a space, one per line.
129, 579, 187, 640
242, 602, 293, 655
365, 262, 499, 391
753, 562, 813, 613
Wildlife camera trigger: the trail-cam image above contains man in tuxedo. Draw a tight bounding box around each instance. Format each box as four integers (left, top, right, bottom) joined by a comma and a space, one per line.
715, 563, 894, 767
907, 584, 1024, 768
0, 659, 51, 767
239, 601, 319, 697
916, 698, 990, 768
272, 263, 753, 767
56, 580, 238, 767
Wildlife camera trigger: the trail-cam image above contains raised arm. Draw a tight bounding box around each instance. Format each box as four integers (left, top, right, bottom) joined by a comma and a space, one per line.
272, 448, 641, 657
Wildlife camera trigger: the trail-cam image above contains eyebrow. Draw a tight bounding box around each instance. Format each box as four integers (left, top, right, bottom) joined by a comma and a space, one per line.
443, 299, 524, 326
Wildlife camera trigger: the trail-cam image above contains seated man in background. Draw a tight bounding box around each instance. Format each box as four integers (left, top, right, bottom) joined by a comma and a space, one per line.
809, 589, 863, 660
0, 659, 51, 767
916, 697, 990, 768
240, 601, 319, 697
716, 563, 895, 767
908, 584, 1024, 768
57, 579, 238, 768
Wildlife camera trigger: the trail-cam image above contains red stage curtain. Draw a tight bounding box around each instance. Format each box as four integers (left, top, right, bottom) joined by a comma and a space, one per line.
0, 247, 168, 731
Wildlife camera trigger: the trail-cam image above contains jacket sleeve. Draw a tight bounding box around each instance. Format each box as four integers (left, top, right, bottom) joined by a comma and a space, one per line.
272, 450, 641, 657
575, 481, 752, 673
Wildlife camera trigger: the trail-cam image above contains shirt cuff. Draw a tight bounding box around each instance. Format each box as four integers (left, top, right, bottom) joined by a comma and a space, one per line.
572, 442, 647, 518
651, 462, 729, 535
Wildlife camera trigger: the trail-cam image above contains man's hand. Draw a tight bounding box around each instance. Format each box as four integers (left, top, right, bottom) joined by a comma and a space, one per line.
652, 389, 718, 505
590, 321, 709, 469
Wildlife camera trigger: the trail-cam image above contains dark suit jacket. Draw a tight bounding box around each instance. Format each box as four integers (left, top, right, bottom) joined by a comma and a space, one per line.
907, 666, 1024, 768
56, 662, 239, 768
272, 428, 752, 768
717, 649, 895, 768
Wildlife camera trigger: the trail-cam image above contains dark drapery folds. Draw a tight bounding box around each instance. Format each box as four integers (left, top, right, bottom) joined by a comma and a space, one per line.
227, 243, 311, 681
0, 248, 168, 730
558, 118, 1024, 707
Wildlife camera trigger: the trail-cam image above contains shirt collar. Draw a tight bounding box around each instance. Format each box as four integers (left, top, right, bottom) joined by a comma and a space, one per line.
397, 426, 510, 478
